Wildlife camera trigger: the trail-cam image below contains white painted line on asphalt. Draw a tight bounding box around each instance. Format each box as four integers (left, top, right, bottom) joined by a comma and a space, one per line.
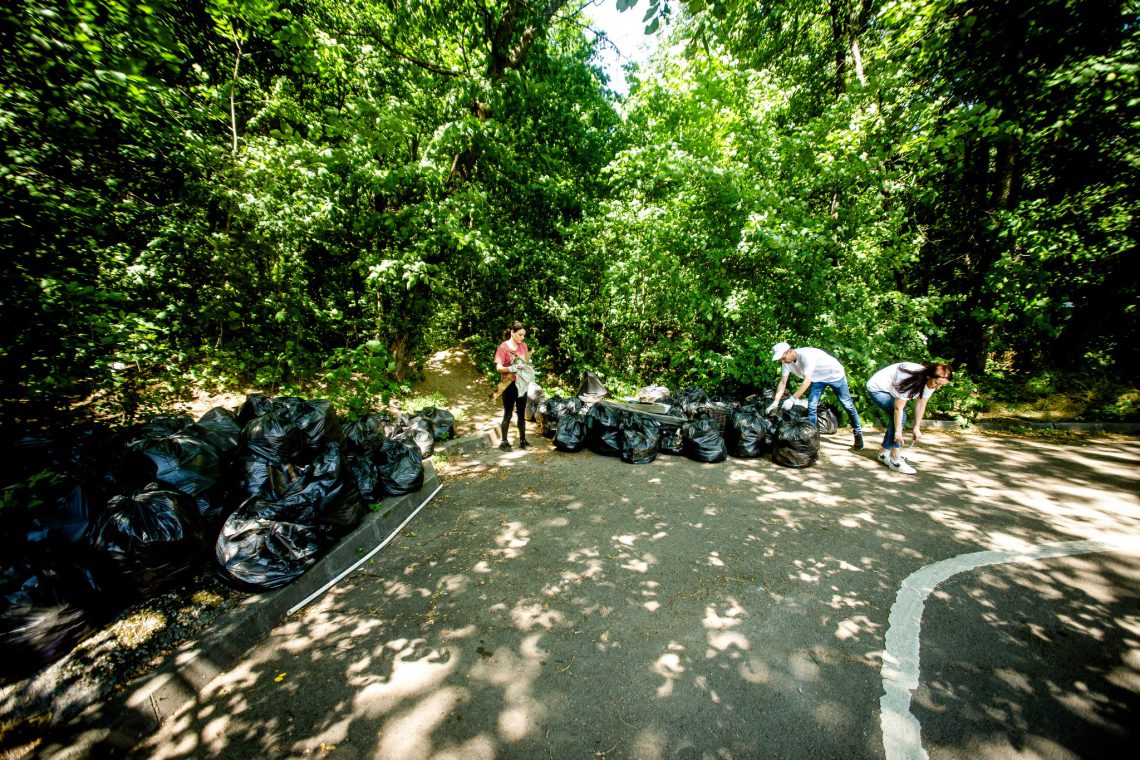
879, 536, 1140, 760
287, 482, 444, 615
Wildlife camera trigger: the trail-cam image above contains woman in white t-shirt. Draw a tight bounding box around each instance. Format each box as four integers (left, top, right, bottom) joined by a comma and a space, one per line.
866, 362, 953, 474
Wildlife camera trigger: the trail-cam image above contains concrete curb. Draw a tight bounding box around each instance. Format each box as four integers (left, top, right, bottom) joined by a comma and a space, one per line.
36, 463, 441, 760
437, 426, 500, 455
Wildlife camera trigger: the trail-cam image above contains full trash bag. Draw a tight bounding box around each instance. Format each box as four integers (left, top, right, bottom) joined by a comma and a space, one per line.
236, 393, 277, 426
586, 403, 623, 457
239, 455, 299, 502
86, 484, 205, 595
242, 406, 305, 464
294, 400, 345, 457
127, 430, 224, 526
397, 415, 435, 458
675, 388, 711, 419
620, 413, 661, 465
348, 454, 383, 504
554, 413, 587, 453
194, 407, 243, 455
539, 396, 582, 439
214, 514, 324, 591
656, 401, 687, 456
343, 415, 388, 457
376, 439, 424, 497
817, 402, 840, 435
414, 407, 456, 442
682, 413, 727, 463
238, 443, 365, 535
729, 405, 775, 458
126, 431, 222, 511
773, 409, 820, 468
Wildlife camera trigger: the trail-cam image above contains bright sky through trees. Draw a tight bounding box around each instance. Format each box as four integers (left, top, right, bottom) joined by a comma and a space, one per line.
587, 0, 658, 95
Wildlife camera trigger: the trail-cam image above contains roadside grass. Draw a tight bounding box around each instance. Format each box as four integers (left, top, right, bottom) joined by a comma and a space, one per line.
977, 373, 1139, 423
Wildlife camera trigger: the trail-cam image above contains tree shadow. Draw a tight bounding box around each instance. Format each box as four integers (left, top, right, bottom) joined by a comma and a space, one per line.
132, 433, 1140, 759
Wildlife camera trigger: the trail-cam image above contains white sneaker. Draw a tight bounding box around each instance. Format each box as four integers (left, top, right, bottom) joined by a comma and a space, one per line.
877, 451, 890, 465
889, 458, 917, 475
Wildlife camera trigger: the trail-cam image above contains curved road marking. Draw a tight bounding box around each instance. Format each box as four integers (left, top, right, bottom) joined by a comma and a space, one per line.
879, 537, 1140, 760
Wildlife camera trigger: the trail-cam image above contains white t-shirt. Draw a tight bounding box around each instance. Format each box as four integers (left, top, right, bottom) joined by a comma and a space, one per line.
867, 362, 935, 400
781, 347, 846, 384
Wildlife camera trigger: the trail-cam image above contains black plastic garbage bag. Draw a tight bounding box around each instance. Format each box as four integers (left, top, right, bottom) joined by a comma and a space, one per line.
773, 409, 820, 468
348, 454, 383, 504
817, 402, 840, 435
126, 431, 224, 525
540, 396, 582, 439
621, 413, 661, 464
377, 440, 424, 497
682, 414, 727, 463
236, 393, 276, 426
415, 407, 456, 442
343, 415, 388, 457
729, 406, 775, 458
87, 485, 205, 595
242, 406, 305, 464
554, 414, 587, 452
398, 415, 435, 458
295, 400, 344, 457
676, 388, 710, 418
1, 560, 115, 679
126, 432, 221, 502
239, 455, 299, 502
240, 444, 365, 532
194, 407, 243, 455
654, 401, 687, 456
215, 513, 324, 591
587, 403, 623, 457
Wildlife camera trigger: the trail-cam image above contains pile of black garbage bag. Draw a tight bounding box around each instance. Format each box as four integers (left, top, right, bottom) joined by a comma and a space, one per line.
1, 395, 452, 680
536, 373, 842, 470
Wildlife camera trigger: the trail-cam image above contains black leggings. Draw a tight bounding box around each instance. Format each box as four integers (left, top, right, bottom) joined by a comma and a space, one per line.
501, 382, 527, 442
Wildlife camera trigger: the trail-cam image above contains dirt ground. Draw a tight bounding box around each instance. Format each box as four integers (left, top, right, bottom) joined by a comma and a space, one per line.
169, 345, 502, 437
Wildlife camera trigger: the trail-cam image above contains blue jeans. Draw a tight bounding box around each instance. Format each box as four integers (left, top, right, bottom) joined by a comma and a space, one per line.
807, 377, 862, 435
869, 390, 904, 451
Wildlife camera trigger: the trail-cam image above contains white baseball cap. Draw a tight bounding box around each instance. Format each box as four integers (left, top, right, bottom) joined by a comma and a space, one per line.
771, 342, 791, 361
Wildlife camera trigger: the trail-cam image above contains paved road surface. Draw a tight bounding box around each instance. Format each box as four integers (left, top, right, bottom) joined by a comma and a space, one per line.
133, 431, 1140, 760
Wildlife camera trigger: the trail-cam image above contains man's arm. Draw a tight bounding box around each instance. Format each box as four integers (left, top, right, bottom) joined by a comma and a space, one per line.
789, 375, 812, 400
772, 373, 789, 404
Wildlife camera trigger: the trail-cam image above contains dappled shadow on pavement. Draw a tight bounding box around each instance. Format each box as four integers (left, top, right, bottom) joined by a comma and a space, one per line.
134, 432, 1140, 759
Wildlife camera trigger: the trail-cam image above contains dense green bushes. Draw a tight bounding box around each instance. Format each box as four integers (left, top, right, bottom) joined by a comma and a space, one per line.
1, 0, 1136, 426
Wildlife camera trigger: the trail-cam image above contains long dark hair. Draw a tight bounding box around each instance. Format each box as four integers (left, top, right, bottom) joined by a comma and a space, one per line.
895, 362, 953, 399
502, 320, 525, 340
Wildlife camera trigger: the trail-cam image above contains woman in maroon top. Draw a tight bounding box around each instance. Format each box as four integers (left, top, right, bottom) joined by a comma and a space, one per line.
494, 321, 530, 451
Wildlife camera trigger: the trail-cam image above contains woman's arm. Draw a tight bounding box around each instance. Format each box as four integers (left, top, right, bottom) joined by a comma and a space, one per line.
494, 346, 515, 373
894, 397, 908, 442
912, 396, 929, 442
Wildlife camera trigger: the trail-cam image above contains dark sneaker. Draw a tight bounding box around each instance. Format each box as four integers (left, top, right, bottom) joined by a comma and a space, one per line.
853, 432, 865, 451
498, 441, 512, 452
518, 439, 531, 449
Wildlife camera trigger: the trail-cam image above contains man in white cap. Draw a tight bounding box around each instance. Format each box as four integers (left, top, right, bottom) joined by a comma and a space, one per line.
767, 342, 864, 450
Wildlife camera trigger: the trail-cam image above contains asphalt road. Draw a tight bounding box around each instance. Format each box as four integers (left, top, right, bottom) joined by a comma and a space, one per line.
132, 430, 1140, 760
